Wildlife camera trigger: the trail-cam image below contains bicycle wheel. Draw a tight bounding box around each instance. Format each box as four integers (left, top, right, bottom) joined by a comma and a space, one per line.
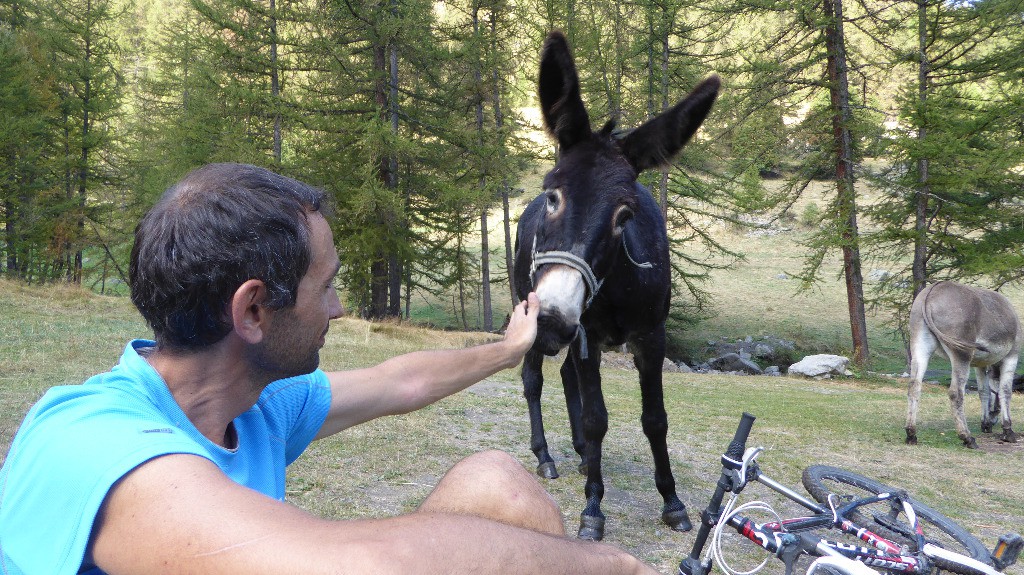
802, 465, 992, 575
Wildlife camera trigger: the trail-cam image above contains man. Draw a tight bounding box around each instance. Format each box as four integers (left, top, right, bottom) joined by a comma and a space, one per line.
0, 163, 659, 574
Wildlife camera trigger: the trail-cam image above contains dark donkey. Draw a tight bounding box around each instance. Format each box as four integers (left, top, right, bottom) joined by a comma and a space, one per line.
513, 31, 720, 541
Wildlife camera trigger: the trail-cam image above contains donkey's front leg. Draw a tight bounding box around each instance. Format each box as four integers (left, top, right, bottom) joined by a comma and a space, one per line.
573, 336, 608, 540
631, 331, 691, 532
522, 349, 559, 478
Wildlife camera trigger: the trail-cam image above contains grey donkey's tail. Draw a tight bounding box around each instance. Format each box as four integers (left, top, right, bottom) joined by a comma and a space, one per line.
921, 281, 987, 356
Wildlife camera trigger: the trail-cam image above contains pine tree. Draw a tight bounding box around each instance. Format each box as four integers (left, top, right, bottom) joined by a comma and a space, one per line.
713, 0, 874, 364
0, 23, 60, 280
188, 0, 292, 165
41, 0, 126, 284
862, 0, 1024, 345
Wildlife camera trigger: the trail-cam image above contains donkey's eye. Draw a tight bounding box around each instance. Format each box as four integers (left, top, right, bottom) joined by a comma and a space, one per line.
545, 189, 562, 214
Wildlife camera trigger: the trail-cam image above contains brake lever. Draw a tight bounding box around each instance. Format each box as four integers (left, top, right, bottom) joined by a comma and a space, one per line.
728, 446, 763, 494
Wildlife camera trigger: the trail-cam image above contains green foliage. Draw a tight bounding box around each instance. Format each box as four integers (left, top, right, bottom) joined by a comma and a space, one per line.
0, 0, 130, 284
799, 202, 821, 228
2, 0, 1024, 345
0, 25, 60, 279
861, 0, 1024, 340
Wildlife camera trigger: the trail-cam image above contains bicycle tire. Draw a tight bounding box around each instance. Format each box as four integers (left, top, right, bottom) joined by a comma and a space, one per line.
802, 465, 992, 575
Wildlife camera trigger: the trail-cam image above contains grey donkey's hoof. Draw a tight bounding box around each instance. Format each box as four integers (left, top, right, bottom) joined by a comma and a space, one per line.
962, 436, 978, 449
578, 514, 605, 541
1001, 428, 1018, 443
536, 461, 559, 479
905, 430, 918, 445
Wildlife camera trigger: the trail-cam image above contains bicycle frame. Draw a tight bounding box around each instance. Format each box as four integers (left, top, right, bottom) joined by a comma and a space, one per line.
679, 413, 1013, 575
722, 499, 926, 574
708, 458, 930, 574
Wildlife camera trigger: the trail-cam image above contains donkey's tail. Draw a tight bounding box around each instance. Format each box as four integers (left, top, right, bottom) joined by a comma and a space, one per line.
922, 281, 982, 356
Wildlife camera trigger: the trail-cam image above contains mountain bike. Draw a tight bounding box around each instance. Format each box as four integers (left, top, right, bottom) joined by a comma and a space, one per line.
678, 413, 1022, 575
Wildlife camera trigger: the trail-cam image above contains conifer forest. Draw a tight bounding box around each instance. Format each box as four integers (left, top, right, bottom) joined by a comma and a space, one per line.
2, 0, 1023, 359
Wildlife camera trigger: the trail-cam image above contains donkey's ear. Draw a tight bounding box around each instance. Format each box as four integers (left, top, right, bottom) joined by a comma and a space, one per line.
538, 31, 592, 150
619, 75, 720, 173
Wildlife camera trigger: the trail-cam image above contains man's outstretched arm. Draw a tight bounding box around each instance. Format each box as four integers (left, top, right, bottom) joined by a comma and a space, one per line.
316, 293, 540, 438
89, 453, 660, 575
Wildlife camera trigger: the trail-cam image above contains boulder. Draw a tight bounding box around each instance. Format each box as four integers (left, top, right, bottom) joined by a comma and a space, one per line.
787, 354, 851, 379
708, 353, 763, 375
703, 336, 796, 367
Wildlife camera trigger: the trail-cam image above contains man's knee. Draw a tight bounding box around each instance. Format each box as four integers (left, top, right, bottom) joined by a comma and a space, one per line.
459, 449, 521, 471
422, 450, 565, 536
445, 450, 551, 505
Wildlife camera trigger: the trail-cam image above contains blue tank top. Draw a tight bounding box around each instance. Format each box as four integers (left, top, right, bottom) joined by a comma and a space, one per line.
0, 340, 332, 575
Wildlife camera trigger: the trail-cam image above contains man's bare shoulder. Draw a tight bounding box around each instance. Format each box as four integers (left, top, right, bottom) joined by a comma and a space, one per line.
89, 453, 332, 574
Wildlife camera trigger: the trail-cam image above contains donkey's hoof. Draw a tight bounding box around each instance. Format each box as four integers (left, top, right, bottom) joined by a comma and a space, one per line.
662, 507, 693, 532
536, 462, 559, 479
962, 436, 978, 449
1000, 429, 1018, 443
578, 514, 605, 541
905, 431, 917, 445
982, 422, 994, 433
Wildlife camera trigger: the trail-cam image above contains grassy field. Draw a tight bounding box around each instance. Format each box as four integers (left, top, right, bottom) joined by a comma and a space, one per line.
2, 278, 1022, 574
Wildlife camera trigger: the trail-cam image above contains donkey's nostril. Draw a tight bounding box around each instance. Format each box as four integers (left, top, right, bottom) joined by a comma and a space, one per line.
536, 312, 579, 355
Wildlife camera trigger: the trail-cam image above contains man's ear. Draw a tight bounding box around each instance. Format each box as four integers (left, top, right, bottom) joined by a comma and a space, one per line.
230, 279, 270, 344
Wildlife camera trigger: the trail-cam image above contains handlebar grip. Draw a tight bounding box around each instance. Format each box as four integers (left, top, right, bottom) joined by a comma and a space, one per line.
724, 412, 756, 461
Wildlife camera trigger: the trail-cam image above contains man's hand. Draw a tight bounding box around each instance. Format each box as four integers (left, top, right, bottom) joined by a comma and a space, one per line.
503, 292, 540, 359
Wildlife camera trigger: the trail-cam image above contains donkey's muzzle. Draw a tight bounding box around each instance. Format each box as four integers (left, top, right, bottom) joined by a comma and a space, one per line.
534, 311, 579, 356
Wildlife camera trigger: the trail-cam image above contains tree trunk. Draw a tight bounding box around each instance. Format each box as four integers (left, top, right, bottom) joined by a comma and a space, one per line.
387, 41, 402, 317
270, 0, 281, 164
502, 189, 515, 305
5, 200, 16, 274
490, 13, 515, 308
474, 5, 493, 331
457, 228, 468, 330
480, 208, 492, 330
74, 0, 92, 286
824, 0, 869, 366
370, 258, 388, 317
369, 41, 392, 318
658, 27, 670, 220
912, 0, 930, 298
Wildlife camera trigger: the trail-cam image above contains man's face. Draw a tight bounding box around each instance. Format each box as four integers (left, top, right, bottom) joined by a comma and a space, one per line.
250, 212, 343, 380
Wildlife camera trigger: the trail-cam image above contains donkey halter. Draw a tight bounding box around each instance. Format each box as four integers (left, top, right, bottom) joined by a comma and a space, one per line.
529, 234, 653, 358
530, 235, 604, 309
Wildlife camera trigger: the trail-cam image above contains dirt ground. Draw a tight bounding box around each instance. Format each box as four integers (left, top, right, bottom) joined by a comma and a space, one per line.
976, 433, 1024, 454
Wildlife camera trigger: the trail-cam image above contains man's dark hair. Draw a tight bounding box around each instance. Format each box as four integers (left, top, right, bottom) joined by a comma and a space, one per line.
130, 163, 329, 351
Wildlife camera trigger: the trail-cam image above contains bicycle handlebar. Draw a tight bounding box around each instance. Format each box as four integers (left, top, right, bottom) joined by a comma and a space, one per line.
723, 412, 756, 464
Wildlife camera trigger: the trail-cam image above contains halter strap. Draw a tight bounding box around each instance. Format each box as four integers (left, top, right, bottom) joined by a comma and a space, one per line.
530, 236, 604, 309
